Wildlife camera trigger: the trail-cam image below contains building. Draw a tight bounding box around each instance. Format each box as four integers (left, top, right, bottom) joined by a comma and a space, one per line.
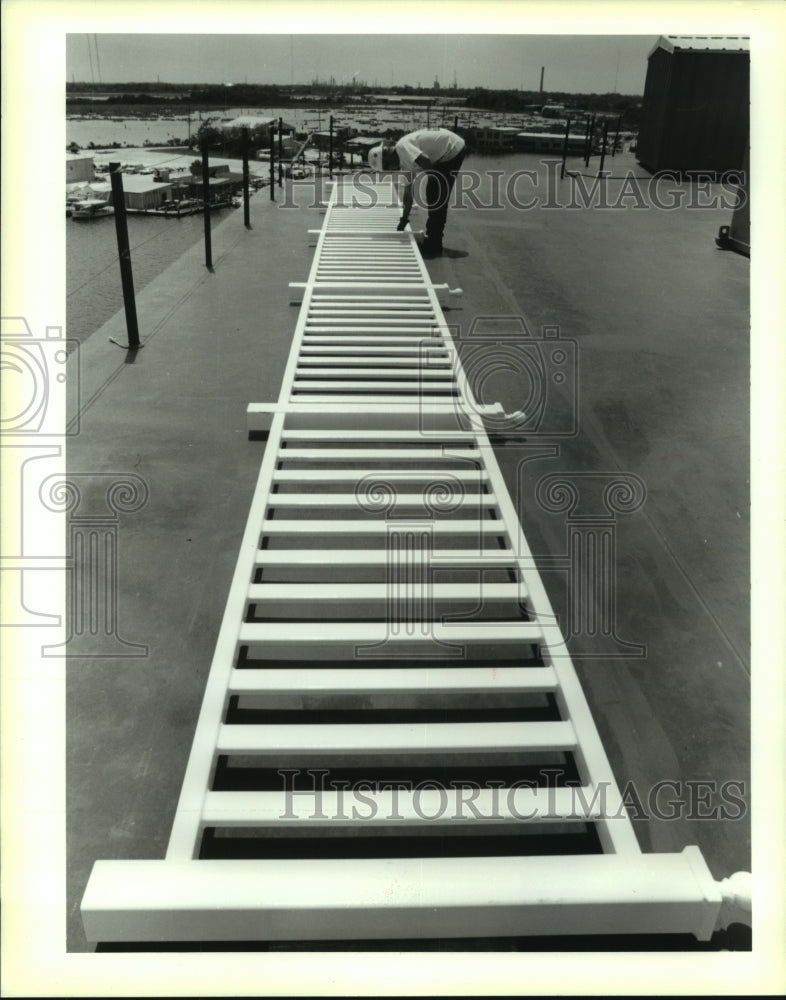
472, 125, 520, 153
637, 35, 749, 175
66, 153, 94, 184
188, 162, 244, 201
115, 174, 176, 211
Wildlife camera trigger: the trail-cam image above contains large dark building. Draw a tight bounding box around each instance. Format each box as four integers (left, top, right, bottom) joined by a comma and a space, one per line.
637, 35, 749, 176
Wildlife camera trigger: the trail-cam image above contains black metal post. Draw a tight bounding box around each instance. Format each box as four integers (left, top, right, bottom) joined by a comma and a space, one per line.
201, 142, 212, 269
598, 119, 608, 176
269, 126, 275, 201
242, 127, 251, 229
612, 114, 622, 158
329, 115, 334, 179
108, 163, 140, 349
560, 119, 571, 180
454, 115, 458, 131
584, 114, 595, 167
278, 117, 283, 187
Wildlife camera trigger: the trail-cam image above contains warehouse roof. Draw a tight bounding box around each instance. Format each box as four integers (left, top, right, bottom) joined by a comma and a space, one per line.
649, 35, 750, 58
117, 175, 175, 193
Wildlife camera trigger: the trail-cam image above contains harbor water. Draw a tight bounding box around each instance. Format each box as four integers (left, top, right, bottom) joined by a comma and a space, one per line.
66, 210, 214, 346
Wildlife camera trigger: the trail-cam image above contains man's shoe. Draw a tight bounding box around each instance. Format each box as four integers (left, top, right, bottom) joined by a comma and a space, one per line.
419, 241, 443, 259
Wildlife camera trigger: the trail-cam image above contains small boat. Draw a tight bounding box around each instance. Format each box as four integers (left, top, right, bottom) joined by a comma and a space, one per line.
71, 199, 114, 220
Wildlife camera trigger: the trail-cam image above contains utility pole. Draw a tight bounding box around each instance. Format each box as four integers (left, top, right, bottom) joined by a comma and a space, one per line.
108, 163, 141, 350
329, 115, 334, 179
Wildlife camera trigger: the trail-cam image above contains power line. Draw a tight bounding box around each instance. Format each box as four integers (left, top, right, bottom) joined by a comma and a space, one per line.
86, 35, 94, 87
67, 215, 191, 299
94, 34, 102, 84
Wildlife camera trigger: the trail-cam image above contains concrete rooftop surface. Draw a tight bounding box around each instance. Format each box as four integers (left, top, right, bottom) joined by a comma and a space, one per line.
65, 152, 750, 952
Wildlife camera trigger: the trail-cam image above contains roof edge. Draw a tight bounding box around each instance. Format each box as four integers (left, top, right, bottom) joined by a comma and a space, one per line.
648, 35, 750, 58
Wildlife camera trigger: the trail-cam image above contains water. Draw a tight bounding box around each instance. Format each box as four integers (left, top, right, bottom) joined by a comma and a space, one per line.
66, 117, 191, 149
65, 104, 511, 153
66, 211, 210, 345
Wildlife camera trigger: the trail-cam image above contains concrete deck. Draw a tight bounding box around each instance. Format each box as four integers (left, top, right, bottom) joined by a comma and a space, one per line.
65, 153, 750, 951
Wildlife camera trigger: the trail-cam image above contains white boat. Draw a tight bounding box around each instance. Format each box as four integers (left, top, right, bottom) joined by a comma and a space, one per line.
71, 199, 114, 220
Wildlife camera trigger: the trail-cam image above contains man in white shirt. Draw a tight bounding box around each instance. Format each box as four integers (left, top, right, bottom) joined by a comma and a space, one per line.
368, 128, 466, 256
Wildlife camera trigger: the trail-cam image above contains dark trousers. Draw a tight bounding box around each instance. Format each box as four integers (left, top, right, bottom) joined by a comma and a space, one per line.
423, 148, 466, 246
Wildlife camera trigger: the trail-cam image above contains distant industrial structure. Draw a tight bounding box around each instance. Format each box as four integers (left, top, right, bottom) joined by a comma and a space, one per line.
637, 36, 749, 175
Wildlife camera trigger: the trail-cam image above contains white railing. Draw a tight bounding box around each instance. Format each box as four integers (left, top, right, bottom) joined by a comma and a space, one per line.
81, 178, 750, 944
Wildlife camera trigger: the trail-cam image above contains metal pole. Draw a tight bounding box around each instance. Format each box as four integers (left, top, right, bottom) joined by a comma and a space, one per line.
242, 127, 251, 229
329, 115, 334, 179
598, 119, 609, 176
201, 141, 212, 269
278, 117, 283, 187
454, 115, 458, 131
584, 114, 595, 168
560, 118, 571, 180
269, 126, 275, 201
612, 115, 622, 158
108, 163, 140, 349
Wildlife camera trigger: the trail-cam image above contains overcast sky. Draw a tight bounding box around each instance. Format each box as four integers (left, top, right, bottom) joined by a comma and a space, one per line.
66, 34, 657, 94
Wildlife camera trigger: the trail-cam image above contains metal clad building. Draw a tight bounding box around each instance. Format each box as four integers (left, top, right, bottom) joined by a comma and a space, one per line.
637, 36, 749, 175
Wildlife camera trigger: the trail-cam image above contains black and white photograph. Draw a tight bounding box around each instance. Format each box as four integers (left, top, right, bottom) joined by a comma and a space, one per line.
2, 0, 784, 996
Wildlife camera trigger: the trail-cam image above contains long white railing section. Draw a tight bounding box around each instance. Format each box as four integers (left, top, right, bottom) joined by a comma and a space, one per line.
81, 178, 751, 944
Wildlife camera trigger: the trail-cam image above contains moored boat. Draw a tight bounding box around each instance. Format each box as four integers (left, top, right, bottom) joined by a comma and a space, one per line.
71, 198, 114, 220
